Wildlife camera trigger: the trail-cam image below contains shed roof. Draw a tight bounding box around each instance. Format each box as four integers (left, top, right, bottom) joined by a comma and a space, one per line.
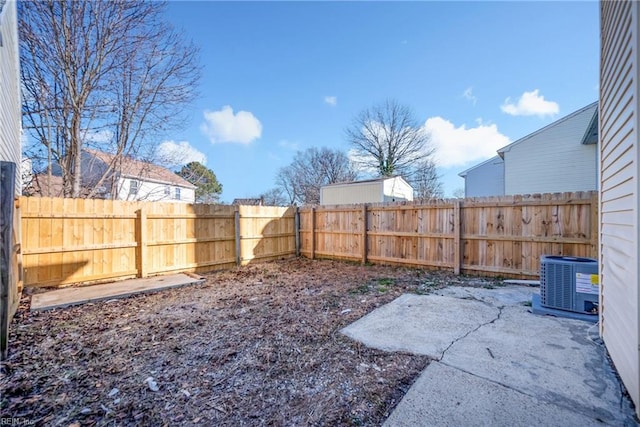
232, 197, 264, 206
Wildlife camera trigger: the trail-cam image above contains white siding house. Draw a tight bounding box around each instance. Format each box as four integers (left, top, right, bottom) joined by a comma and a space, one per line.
599, 0, 640, 416
500, 102, 598, 195
458, 156, 504, 198
117, 175, 194, 203
320, 176, 414, 205
0, 0, 21, 193
460, 103, 598, 197
31, 149, 196, 203
86, 149, 196, 203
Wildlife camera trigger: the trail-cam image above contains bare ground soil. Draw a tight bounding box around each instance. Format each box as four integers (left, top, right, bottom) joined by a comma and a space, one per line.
1, 258, 500, 426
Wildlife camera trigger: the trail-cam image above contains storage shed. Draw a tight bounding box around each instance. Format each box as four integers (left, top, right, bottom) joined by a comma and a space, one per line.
320, 176, 414, 206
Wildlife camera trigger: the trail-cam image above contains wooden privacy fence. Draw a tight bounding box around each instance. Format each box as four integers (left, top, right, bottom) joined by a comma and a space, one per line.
299, 191, 598, 278
21, 197, 296, 287
20, 191, 597, 287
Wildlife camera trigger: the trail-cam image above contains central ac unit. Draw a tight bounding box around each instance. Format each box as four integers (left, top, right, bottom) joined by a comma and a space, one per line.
539, 255, 599, 315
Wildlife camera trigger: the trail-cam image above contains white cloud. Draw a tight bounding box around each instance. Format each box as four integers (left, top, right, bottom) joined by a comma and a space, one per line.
423, 117, 511, 168
82, 129, 114, 144
462, 87, 477, 105
278, 140, 299, 151
200, 105, 262, 144
324, 96, 337, 106
156, 140, 206, 166
501, 89, 559, 117
347, 148, 378, 176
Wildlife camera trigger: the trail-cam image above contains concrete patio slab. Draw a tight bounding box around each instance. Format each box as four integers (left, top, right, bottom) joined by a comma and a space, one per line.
30, 274, 204, 311
341, 286, 638, 426
441, 304, 629, 424
340, 293, 498, 358
434, 284, 537, 306
383, 361, 599, 427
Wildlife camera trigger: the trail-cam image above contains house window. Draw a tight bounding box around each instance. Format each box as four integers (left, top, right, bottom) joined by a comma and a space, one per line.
174, 187, 181, 200
164, 186, 171, 196
129, 180, 139, 196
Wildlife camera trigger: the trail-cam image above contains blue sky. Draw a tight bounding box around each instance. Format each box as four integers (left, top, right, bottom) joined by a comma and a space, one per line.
158, 1, 599, 202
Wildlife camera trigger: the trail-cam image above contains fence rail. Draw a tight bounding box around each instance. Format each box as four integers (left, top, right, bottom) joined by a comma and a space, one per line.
21, 197, 296, 287
20, 191, 597, 287
299, 191, 597, 278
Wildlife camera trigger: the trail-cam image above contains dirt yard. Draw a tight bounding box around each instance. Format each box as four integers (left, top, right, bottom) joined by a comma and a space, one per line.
1, 258, 500, 426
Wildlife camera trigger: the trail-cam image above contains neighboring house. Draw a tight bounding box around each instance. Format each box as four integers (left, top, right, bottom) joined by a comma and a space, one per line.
320, 176, 414, 205
0, 0, 21, 193
459, 102, 598, 197
232, 197, 264, 206
458, 156, 504, 198
599, 1, 640, 417
30, 149, 196, 203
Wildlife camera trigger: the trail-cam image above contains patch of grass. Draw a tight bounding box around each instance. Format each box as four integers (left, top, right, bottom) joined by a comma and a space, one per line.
521, 301, 533, 307
377, 278, 395, 287
349, 284, 371, 295
375, 278, 395, 293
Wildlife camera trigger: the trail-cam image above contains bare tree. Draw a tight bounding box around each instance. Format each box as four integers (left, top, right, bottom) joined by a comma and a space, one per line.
346, 99, 435, 177
259, 188, 287, 206
275, 167, 300, 206
20, 0, 200, 198
275, 147, 358, 205
408, 160, 443, 201
452, 188, 465, 199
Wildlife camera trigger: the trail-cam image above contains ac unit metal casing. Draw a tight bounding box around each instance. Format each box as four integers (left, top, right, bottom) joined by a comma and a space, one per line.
539, 255, 599, 314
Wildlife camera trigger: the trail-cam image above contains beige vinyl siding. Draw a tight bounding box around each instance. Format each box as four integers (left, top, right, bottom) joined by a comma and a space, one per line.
503, 105, 598, 195
321, 181, 382, 205
0, 0, 21, 194
320, 177, 414, 205
599, 0, 640, 416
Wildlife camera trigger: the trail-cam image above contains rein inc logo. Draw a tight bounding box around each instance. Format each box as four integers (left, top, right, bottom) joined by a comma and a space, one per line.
0, 418, 36, 426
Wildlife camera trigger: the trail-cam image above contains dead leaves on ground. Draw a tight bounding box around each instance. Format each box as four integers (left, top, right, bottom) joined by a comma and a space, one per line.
1, 258, 498, 426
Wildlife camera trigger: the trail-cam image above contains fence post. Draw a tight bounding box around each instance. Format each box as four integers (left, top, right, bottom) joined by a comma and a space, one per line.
310, 207, 316, 260
0, 162, 16, 360
136, 207, 148, 278
453, 200, 461, 275
590, 192, 599, 259
294, 207, 300, 257
361, 204, 368, 265
234, 207, 241, 266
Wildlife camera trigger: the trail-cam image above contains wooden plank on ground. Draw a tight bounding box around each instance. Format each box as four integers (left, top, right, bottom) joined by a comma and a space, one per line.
30, 273, 205, 311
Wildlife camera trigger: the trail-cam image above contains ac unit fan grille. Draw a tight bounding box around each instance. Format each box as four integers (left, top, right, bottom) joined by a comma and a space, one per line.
540, 262, 573, 310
